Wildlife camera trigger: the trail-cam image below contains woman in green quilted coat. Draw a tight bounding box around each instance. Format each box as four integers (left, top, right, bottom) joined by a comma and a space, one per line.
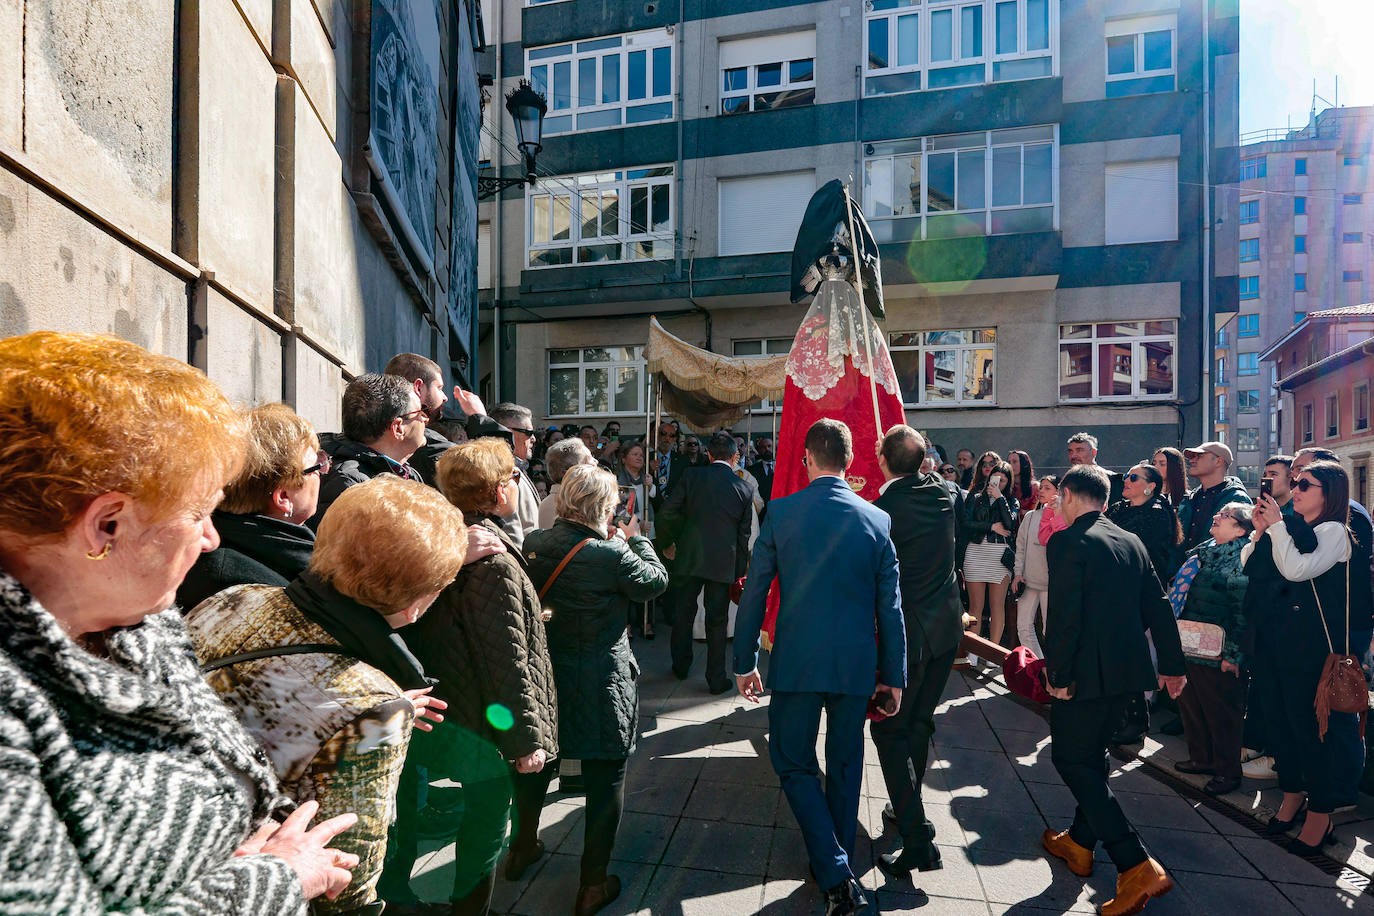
1174, 502, 1253, 797
524, 464, 668, 916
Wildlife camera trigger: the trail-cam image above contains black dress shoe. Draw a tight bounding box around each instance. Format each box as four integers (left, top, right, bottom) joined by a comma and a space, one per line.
1265, 799, 1308, 835
877, 843, 942, 879
1173, 760, 1214, 775
1203, 775, 1241, 796
672, 666, 690, 681
1288, 823, 1335, 857
823, 878, 867, 916
707, 679, 733, 695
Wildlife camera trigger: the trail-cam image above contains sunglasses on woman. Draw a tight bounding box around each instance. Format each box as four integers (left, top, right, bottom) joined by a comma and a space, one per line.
1124, 472, 1149, 482
1293, 477, 1322, 492
303, 453, 332, 477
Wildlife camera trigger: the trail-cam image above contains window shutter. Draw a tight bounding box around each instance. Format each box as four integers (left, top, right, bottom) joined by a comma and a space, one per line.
719, 31, 817, 70
1105, 159, 1178, 245
718, 172, 816, 256
477, 223, 492, 289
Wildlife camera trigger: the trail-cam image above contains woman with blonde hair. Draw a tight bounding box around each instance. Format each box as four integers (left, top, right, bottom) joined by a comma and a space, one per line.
178, 402, 327, 610
394, 438, 560, 915
0, 331, 355, 913
523, 465, 668, 915
188, 475, 465, 913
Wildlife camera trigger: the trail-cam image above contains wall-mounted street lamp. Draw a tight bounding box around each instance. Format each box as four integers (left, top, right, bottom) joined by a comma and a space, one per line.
477, 80, 547, 200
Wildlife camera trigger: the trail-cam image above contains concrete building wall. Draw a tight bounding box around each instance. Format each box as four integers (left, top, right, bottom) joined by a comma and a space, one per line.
0, 0, 484, 432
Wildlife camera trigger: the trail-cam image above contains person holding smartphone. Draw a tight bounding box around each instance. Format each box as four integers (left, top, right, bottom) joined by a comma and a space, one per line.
961, 462, 1018, 662
1012, 476, 1060, 659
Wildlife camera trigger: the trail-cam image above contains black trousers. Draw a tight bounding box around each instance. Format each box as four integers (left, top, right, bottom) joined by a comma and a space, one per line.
1251, 651, 1363, 813
1050, 694, 1149, 872
511, 767, 553, 853
580, 758, 629, 885
671, 576, 731, 686
871, 645, 958, 845
1177, 662, 1247, 780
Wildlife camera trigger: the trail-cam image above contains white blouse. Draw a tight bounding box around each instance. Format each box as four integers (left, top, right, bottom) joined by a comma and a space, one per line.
1241, 519, 1351, 581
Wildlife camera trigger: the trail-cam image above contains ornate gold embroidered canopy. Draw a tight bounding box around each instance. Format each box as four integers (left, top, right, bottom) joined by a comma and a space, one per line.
641, 318, 788, 433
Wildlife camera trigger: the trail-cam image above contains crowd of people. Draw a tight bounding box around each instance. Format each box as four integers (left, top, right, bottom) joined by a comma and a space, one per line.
1, 330, 1371, 916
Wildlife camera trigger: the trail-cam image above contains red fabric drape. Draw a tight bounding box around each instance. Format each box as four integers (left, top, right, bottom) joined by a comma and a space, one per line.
759, 357, 906, 650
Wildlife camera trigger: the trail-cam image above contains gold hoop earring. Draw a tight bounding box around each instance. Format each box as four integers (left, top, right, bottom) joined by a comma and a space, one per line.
86, 542, 112, 561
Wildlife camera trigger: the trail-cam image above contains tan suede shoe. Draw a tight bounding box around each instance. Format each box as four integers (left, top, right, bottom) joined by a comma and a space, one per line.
1100, 857, 1174, 916
1042, 828, 1094, 877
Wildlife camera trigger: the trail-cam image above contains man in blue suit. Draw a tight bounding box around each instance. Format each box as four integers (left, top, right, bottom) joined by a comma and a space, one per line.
734, 418, 906, 916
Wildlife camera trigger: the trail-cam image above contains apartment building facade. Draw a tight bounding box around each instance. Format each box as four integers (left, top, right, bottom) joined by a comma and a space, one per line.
1218, 105, 1374, 490
478, 0, 1239, 470
1259, 305, 1374, 510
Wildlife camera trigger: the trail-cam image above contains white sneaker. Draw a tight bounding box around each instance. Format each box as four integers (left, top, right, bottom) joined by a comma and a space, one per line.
1242, 755, 1278, 780
967, 653, 983, 670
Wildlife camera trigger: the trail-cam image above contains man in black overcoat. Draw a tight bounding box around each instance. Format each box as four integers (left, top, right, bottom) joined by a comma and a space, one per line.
869, 427, 965, 878
656, 433, 755, 693
1041, 465, 1188, 916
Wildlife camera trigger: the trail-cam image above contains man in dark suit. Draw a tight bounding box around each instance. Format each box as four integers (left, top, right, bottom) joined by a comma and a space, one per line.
657, 433, 755, 693
869, 427, 964, 879
734, 419, 905, 916
748, 436, 776, 510
1041, 465, 1187, 916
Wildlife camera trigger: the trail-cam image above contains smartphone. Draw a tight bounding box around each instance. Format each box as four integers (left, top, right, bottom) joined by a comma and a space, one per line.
1014, 580, 1027, 599
1260, 477, 1273, 499
613, 486, 636, 527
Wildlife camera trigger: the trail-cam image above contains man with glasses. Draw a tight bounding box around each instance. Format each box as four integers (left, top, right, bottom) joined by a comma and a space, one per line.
651, 422, 686, 505
486, 402, 542, 548
1177, 442, 1251, 552
309, 373, 429, 530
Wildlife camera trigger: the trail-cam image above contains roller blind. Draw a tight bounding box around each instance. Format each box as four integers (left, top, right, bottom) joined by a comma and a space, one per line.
1105, 159, 1178, 245
719, 30, 817, 70
718, 171, 816, 256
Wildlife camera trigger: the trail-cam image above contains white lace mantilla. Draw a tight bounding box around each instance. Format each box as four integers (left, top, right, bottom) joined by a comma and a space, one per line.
785, 265, 900, 402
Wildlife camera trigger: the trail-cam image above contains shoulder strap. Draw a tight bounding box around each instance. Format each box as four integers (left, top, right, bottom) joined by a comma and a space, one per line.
1309, 551, 1352, 655
539, 537, 595, 602
201, 643, 360, 673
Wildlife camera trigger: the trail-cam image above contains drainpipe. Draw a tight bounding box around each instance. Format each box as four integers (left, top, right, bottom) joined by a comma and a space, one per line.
1200, 3, 1212, 439
491, 1, 505, 398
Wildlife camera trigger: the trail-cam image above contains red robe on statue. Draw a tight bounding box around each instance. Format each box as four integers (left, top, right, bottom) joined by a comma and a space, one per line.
759, 269, 907, 649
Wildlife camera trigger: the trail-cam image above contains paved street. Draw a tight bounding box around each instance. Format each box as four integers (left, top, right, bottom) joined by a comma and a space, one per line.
410, 635, 1374, 914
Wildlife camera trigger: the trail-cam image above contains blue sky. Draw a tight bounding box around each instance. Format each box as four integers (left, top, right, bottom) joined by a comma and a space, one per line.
1239, 0, 1374, 135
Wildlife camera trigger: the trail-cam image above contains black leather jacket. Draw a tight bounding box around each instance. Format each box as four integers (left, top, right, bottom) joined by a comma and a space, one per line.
963, 490, 1017, 545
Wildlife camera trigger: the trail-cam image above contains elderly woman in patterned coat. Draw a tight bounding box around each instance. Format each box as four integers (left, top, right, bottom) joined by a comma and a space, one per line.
524, 465, 669, 916
0, 331, 355, 914
187, 476, 466, 914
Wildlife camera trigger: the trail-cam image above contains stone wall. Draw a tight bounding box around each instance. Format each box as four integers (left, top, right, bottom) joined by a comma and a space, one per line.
0, 0, 483, 432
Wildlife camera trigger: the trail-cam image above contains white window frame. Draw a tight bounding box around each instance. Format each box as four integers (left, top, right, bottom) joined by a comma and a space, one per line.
862, 0, 1058, 97
1236, 428, 1260, 453
1238, 389, 1259, 413
1240, 157, 1266, 180
1239, 276, 1259, 299
1238, 353, 1259, 376
1355, 381, 1370, 433
889, 329, 998, 407
732, 338, 792, 411
720, 58, 816, 115
1104, 13, 1176, 95
1239, 238, 1259, 262
526, 166, 674, 269
719, 32, 816, 116
546, 346, 648, 418
526, 30, 674, 136
1239, 199, 1259, 223
862, 125, 1058, 240
1057, 320, 1177, 403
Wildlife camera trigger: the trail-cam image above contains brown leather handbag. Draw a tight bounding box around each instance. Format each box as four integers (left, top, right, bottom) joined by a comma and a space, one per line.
1311, 557, 1369, 740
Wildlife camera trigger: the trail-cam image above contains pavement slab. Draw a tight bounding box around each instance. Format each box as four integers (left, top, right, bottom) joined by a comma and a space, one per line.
404, 635, 1374, 915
